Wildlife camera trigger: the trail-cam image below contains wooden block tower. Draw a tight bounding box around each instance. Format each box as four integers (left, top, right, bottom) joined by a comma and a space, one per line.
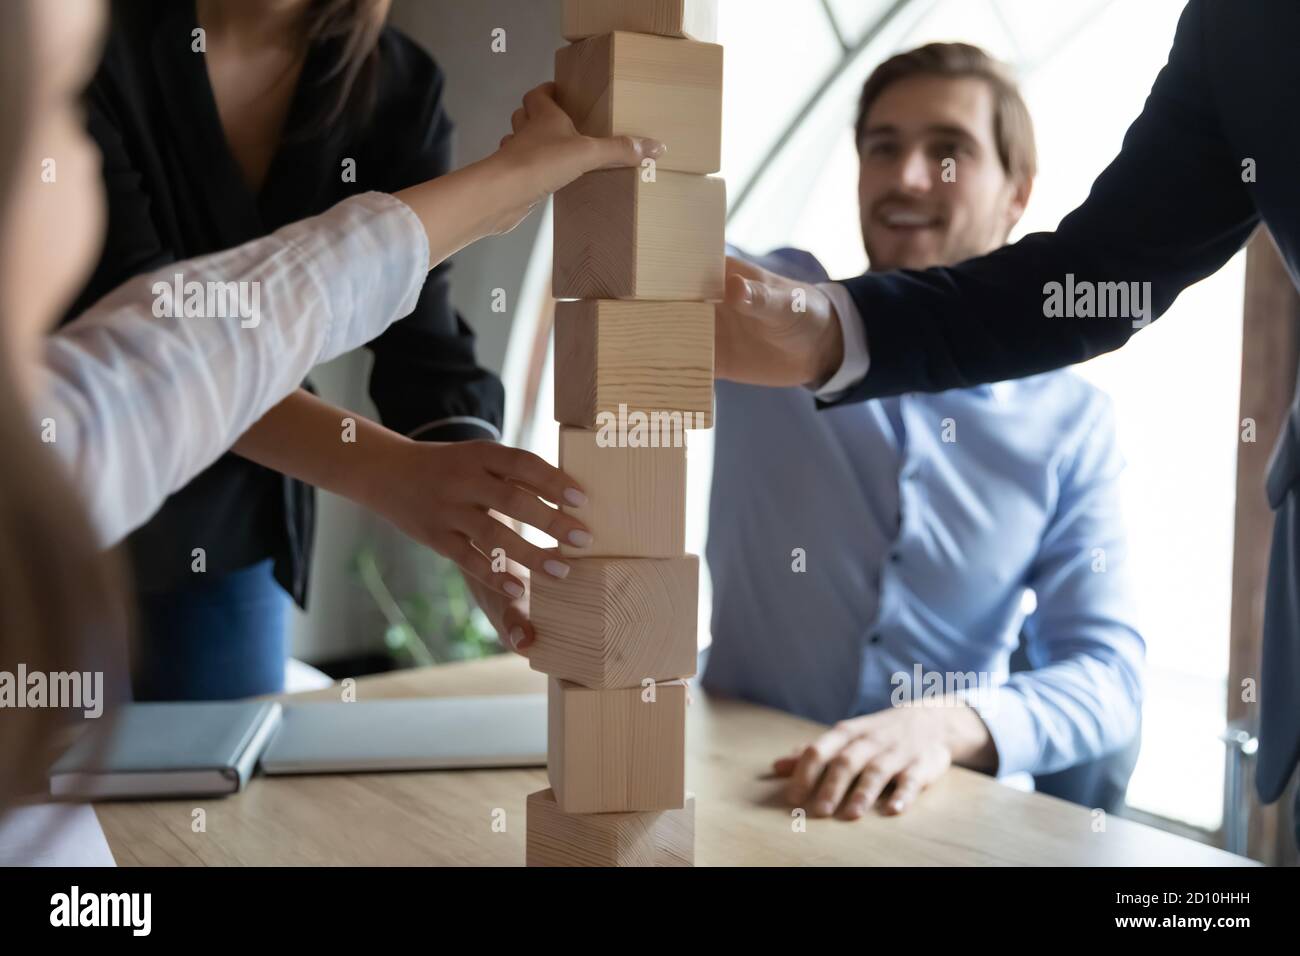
526, 0, 722, 867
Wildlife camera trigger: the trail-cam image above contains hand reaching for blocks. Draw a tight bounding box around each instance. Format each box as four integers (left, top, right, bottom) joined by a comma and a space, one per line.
713, 255, 846, 389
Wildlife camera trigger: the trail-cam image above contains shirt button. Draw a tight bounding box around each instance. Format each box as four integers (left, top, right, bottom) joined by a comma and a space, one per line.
869, 633, 882, 645
889, 552, 902, 564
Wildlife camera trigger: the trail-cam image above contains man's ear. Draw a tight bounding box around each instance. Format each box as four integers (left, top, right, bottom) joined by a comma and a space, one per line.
1005, 175, 1034, 232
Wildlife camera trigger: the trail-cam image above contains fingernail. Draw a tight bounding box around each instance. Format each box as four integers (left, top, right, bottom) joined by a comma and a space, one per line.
544, 559, 571, 579
739, 278, 755, 305
504, 580, 525, 599
642, 138, 666, 157
890, 799, 904, 812
567, 529, 593, 548
508, 626, 525, 649
564, 488, 587, 507
816, 800, 835, 816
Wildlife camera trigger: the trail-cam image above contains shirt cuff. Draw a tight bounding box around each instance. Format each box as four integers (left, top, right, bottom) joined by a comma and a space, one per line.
811, 282, 870, 401
957, 683, 1040, 778
407, 416, 501, 442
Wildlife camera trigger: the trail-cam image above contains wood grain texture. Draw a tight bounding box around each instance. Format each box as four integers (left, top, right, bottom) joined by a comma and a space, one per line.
563, 0, 718, 42
547, 677, 688, 813
556, 32, 723, 174
553, 299, 714, 429
530, 555, 699, 688
553, 168, 725, 301
94, 656, 1256, 866
526, 788, 695, 866
1230, 229, 1300, 865
557, 426, 687, 557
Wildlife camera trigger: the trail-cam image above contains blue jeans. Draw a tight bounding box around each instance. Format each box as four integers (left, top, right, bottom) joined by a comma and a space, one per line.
132, 559, 291, 701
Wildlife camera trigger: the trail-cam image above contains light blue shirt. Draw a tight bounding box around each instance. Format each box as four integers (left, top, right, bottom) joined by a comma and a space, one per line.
704, 248, 1145, 777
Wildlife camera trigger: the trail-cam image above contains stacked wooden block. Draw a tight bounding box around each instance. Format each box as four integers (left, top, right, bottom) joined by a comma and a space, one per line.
525, 0, 723, 868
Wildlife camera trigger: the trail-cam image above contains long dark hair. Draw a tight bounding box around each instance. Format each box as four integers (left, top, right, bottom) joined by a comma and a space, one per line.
296, 0, 390, 137
0, 0, 130, 816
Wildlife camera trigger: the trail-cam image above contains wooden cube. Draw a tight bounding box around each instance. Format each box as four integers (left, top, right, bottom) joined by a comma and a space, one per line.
553, 168, 725, 301
556, 32, 723, 175
563, 0, 718, 42
531, 555, 698, 688
526, 788, 695, 866
558, 427, 687, 558
547, 677, 688, 812
553, 299, 714, 430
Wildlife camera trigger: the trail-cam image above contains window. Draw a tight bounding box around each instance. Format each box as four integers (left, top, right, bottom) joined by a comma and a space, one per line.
510, 0, 1243, 834
715, 0, 1244, 831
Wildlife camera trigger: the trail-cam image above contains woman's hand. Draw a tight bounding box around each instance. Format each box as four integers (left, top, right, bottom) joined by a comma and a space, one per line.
484, 82, 665, 236
464, 552, 535, 654
395, 83, 661, 268
361, 437, 593, 599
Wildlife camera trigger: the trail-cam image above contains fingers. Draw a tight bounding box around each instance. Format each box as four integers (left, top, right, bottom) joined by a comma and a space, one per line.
784, 724, 854, 807
809, 736, 883, 817
485, 444, 585, 508
838, 748, 912, 820
490, 481, 592, 550
725, 254, 779, 282
521, 82, 558, 117
467, 513, 571, 581
772, 751, 801, 776
883, 769, 925, 815
462, 557, 535, 654
590, 133, 666, 170
883, 752, 949, 815
724, 272, 796, 330
444, 536, 525, 599
510, 107, 526, 133
500, 594, 534, 655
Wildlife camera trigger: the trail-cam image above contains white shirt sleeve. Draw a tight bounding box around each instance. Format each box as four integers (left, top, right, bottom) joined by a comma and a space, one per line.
36, 191, 429, 548
812, 281, 871, 401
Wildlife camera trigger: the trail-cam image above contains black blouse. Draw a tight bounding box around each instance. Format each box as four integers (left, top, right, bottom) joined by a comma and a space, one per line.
65, 0, 504, 607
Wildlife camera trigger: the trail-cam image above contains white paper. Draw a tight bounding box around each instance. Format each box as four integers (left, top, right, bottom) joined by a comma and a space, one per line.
0, 803, 116, 867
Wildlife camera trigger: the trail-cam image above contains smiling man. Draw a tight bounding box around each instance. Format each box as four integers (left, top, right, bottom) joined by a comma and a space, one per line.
705, 43, 1145, 819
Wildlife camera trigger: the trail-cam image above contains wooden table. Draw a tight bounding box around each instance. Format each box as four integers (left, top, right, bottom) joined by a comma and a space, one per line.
96, 656, 1254, 866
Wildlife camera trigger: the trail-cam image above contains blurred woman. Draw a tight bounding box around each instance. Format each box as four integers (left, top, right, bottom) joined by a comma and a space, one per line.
68, 0, 569, 700
0, 0, 656, 831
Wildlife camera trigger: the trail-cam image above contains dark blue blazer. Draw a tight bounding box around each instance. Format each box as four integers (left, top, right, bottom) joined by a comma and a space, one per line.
834, 0, 1299, 821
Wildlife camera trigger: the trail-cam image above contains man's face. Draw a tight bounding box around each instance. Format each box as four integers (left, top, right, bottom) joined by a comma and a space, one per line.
857, 74, 1030, 272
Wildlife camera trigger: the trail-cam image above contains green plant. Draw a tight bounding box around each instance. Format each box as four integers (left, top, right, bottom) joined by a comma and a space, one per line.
353, 545, 501, 667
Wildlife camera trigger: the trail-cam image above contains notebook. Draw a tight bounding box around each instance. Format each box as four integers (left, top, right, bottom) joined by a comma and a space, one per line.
259, 695, 547, 774
49, 701, 282, 799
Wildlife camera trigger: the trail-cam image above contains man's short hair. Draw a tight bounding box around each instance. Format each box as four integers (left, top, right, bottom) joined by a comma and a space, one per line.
853, 42, 1037, 185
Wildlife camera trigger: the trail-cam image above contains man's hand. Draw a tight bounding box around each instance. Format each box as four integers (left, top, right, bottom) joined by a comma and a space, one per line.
774, 703, 995, 819
714, 256, 845, 388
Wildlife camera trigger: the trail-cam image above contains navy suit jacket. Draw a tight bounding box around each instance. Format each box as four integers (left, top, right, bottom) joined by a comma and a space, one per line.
834, 0, 1299, 817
